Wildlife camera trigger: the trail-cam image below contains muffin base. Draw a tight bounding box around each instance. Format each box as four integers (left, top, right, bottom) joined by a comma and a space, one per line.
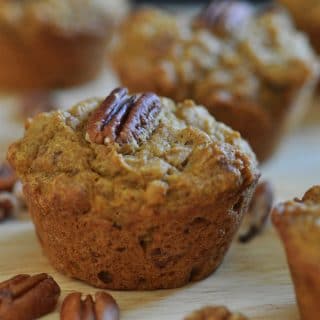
0, 27, 109, 91
24, 180, 257, 290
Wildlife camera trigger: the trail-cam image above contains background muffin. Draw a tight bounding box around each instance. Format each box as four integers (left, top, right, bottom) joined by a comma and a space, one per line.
0, 0, 128, 91
278, 0, 320, 54
8, 88, 259, 290
112, 4, 319, 162
272, 186, 320, 320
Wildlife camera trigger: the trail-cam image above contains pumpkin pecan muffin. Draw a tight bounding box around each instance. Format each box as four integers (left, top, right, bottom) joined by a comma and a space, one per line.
0, 0, 128, 90
272, 186, 320, 320
278, 0, 320, 54
8, 87, 259, 290
112, 3, 319, 162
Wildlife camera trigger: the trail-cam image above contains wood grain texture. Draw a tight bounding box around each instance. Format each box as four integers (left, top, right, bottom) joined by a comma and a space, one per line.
0, 68, 319, 319
0, 221, 299, 320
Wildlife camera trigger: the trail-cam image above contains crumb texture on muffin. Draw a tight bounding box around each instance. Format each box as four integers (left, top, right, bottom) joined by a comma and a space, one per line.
8, 90, 259, 290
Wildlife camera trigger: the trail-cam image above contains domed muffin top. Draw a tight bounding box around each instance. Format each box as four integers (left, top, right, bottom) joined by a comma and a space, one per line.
8, 88, 259, 223
113, 6, 318, 103
272, 186, 320, 247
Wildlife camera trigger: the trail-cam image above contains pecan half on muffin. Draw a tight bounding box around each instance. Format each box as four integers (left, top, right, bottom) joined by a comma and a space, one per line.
8, 87, 259, 290
272, 186, 320, 320
0, 0, 128, 90
112, 3, 319, 162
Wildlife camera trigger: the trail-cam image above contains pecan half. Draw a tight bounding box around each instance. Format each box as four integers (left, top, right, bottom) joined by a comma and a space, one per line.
193, 0, 254, 35
86, 87, 161, 146
0, 273, 60, 320
238, 181, 274, 243
184, 306, 249, 320
0, 163, 16, 192
0, 192, 17, 222
61, 291, 120, 320
19, 91, 55, 118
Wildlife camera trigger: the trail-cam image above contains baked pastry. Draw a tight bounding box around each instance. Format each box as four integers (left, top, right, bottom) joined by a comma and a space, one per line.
278, 0, 320, 54
0, 0, 128, 91
8, 87, 259, 290
184, 306, 248, 320
272, 186, 320, 320
112, 4, 319, 162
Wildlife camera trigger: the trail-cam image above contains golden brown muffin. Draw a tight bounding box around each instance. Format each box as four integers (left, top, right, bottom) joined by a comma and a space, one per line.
184, 306, 248, 320
0, 0, 128, 91
278, 0, 320, 54
8, 87, 259, 290
112, 5, 319, 162
272, 186, 320, 320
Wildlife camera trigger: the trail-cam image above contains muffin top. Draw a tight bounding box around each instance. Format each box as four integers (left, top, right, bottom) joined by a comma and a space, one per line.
0, 0, 128, 35
8, 88, 259, 224
272, 186, 320, 248
113, 5, 318, 104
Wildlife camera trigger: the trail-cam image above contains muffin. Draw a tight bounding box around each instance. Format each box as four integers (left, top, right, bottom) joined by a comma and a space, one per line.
278, 0, 320, 54
112, 4, 319, 162
8, 87, 259, 290
0, 0, 128, 91
272, 186, 320, 320
184, 306, 248, 320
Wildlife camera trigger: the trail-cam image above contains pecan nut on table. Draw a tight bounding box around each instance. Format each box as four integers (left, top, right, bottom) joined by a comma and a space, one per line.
238, 181, 274, 243
0, 163, 18, 222
61, 291, 120, 320
184, 306, 248, 320
0, 273, 60, 320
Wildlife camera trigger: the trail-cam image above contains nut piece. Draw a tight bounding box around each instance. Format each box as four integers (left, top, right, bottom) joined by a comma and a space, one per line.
0, 273, 61, 320
0, 192, 17, 222
193, 0, 254, 35
184, 306, 249, 320
0, 163, 16, 192
238, 181, 274, 243
272, 186, 320, 320
86, 87, 162, 146
19, 91, 55, 118
61, 291, 120, 320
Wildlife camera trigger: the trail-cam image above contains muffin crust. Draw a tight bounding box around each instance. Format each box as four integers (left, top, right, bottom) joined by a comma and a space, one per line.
272, 186, 320, 320
8, 90, 259, 290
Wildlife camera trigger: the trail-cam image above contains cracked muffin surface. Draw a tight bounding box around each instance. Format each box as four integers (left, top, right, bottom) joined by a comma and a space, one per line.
112, 5, 319, 162
272, 186, 320, 320
8, 88, 259, 290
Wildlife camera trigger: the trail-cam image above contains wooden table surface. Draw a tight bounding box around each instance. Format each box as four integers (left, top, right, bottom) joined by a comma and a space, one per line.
0, 69, 319, 319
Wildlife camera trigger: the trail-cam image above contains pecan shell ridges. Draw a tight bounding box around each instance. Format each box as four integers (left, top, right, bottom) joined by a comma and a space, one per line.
60, 291, 120, 320
0, 273, 60, 320
86, 87, 162, 146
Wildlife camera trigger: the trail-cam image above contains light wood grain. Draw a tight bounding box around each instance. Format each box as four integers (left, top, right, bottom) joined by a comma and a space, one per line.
0, 221, 299, 320
0, 69, 319, 319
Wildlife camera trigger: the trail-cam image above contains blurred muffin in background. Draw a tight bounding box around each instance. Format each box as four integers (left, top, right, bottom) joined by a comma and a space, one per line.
278, 0, 320, 54
0, 0, 129, 91
112, 2, 319, 162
